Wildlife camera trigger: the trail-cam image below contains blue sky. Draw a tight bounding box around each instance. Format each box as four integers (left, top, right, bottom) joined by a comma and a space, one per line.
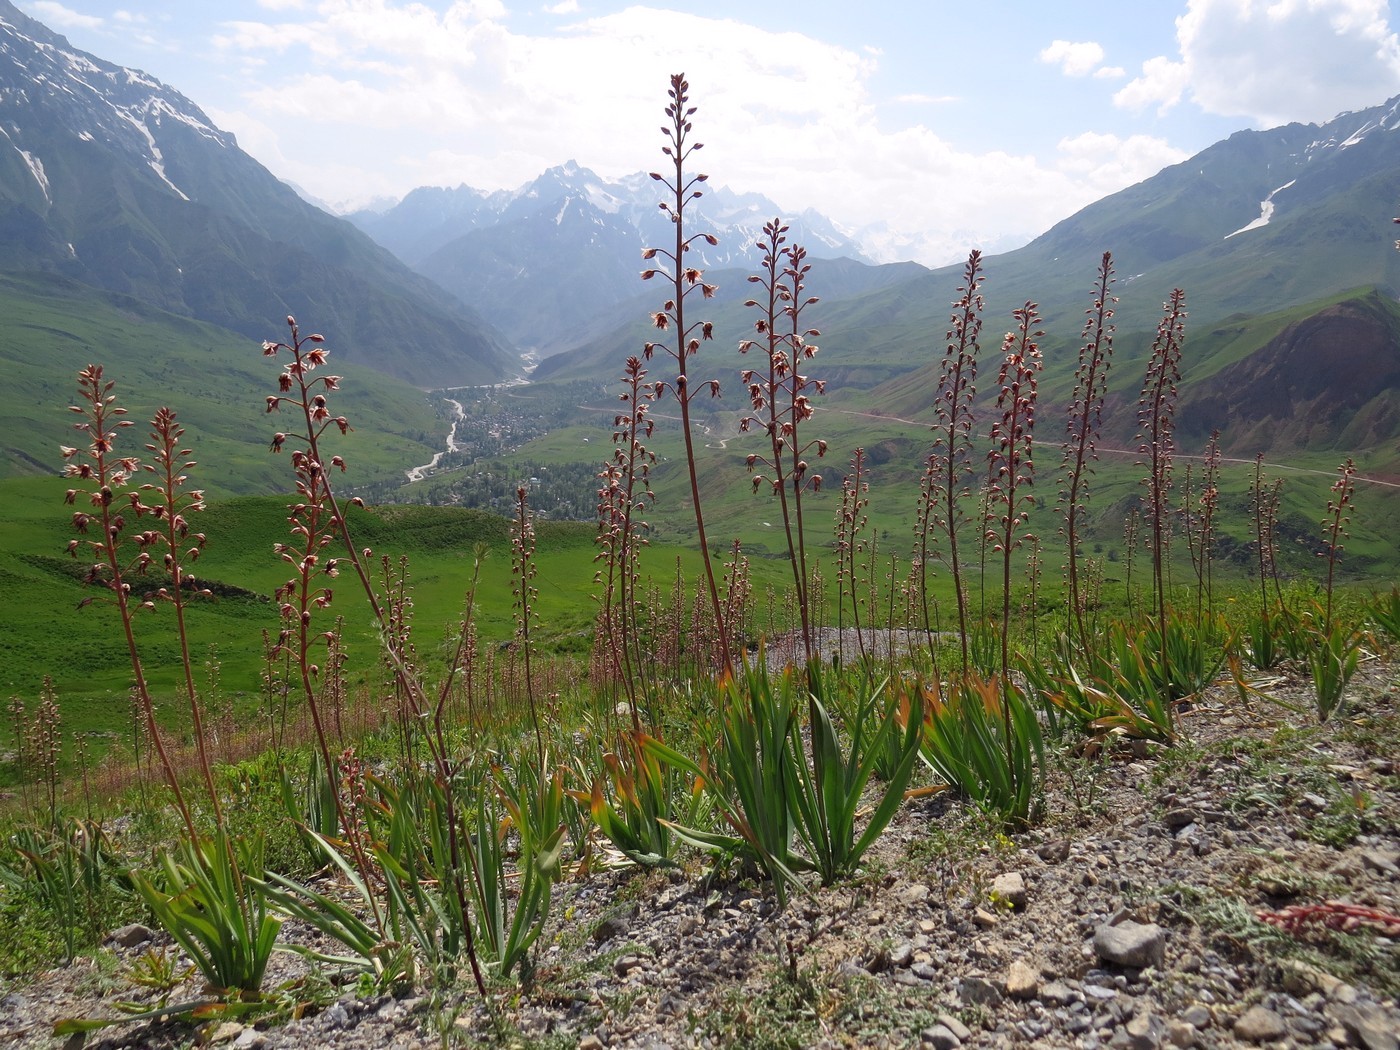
18, 0, 1400, 264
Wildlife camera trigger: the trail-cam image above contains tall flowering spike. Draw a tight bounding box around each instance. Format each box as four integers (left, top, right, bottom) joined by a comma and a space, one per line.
641, 73, 732, 675
1320, 458, 1357, 631
1059, 252, 1116, 646
740, 218, 826, 668
62, 366, 197, 836
594, 353, 659, 724
1135, 288, 1187, 710
987, 302, 1043, 687
919, 249, 986, 674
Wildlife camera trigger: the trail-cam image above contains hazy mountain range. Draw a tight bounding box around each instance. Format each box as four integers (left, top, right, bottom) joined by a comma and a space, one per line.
0, 0, 512, 388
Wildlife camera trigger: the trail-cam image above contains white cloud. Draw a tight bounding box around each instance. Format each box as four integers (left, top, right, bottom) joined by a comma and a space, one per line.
893, 93, 958, 105
1093, 65, 1125, 80
27, 2, 103, 30
1056, 131, 1189, 190
206, 3, 1199, 266
544, 0, 579, 12
1039, 39, 1106, 77
1117, 0, 1400, 125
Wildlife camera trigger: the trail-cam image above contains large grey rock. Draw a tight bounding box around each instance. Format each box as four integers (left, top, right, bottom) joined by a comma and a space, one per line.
1093, 921, 1166, 968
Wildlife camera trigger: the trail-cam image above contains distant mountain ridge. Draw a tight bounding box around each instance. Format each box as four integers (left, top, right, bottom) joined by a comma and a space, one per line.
346, 161, 877, 353
531, 96, 1400, 471
0, 0, 515, 386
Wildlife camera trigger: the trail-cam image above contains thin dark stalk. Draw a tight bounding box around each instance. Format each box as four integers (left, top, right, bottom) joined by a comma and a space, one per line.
142, 408, 221, 825
931, 251, 986, 674
740, 219, 826, 669
64, 365, 195, 839
641, 73, 731, 675
1137, 288, 1187, 671
1321, 459, 1357, 633
988, 302, 1044, 691
1060, 252, 1116, 648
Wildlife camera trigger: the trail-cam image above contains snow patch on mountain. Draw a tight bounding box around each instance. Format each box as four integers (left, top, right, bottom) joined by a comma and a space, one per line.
1225, 179, 1296, 239
17, 146, 47, 202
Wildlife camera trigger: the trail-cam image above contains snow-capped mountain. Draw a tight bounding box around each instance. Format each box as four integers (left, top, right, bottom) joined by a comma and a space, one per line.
0, 0, 514, 386
347, 160, 873, 352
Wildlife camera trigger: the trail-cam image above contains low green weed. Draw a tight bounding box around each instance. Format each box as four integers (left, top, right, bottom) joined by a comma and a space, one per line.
902, 674, 1043, 828
129, 831, 280, 996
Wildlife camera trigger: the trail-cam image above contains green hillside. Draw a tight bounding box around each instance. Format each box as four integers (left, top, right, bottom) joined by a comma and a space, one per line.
0, 273, 448, 496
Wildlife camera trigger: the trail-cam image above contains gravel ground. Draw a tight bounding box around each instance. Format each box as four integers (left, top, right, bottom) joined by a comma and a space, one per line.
2, 657, 1397, 1050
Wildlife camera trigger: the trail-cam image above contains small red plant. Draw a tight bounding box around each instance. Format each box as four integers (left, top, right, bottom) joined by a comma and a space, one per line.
1258, 901, 1400, 938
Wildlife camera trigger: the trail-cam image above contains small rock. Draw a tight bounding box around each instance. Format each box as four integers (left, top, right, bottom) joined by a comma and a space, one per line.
1233, 1006, 1286, 1043
936, 1013, 973, 1041
900, 883, 932, 905
322, 1002, 351, 1030
1094, 921, 1166, 969
231, 1031, 266, 1050
579, 1037, 605, 1050
1123, 1012, 1166, 1050
1329, 982, 1359, 1005
1040, 980, 1076, 1005
1167, 1021, 1197, 1048
613, 955, 644, 977
1006, 960, 1039, 1000
592, 906, 637, 942
106, 923, 154, 948
1360, 849, 1400, 876
1181, 1005, 1211, 1029
202, 1022, 243, 1045
1162, 808, 1199, 830
1331, 1003, 1400, 1050
959, 975, 1003, 1007
922, 1024, 962, 1050
972, 908, 999, 928
864, 946, 891, 974
890, 942, 915, 968
991, 872, 1027, 909
1037, 839, 1071, 863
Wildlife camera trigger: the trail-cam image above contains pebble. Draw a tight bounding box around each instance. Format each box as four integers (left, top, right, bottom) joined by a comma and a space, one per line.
106, 923, 154, 948
922, 1024, 962, 1049
958, 975, 1003, 1007
1181, 1005, 1211, 1029
936, 1014, 973, 1042
991, 872, 1027, 909
1006, 960, 1039, 1000
1233, 1005, 1287, 1043
1167, 1020, 1197, 1047
1119, 1011, 1166, 1050
1331, 1002, 1400, 1050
